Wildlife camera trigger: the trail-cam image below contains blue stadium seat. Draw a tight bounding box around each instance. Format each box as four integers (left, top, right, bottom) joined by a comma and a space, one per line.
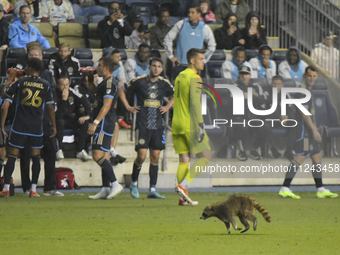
283, 78, 296, 88
206, 61, 224, 78
89, 15, 106, 23
312, 78, 328, 90
72, 48, 94, 67
245, 49, 258, 62
273, 49, 287, 67
213, 78, 233, 85
74, 15, 89, 25
5, 47, 26, 71
252, 78, 268, 87
209, 50, 226, 61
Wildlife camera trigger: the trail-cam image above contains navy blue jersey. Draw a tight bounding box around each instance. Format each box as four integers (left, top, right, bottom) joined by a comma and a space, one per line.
93, 76, 118, 135
124, 75, 174, 130
4, 75, 53, 136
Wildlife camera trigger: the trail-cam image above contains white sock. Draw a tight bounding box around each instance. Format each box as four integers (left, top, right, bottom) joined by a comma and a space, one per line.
3, 184, 10, 191
132, 181, 138, 186
281, 186, 290, 192
101, 187, 110, 193
317, 187, 325, 193
31, 184, 37, 192
150, 187, 156, 192
180, 179, 190, 189
110, 147, 118, 158
111, 181, 120, 188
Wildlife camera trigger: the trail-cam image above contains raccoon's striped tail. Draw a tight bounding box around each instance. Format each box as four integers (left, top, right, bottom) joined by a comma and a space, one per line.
254, 202, 271, 222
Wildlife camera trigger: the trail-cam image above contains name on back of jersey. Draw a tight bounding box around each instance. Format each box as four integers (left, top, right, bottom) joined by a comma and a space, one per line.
23, 81, 45, 89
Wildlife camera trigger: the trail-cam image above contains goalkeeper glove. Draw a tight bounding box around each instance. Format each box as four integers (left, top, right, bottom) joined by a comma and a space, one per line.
198, 123, 205, 143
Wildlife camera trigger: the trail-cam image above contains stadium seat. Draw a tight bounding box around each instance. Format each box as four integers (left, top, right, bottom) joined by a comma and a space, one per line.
273, 49, 287, 67
207, 23, 222, 33
31, 22, 56, 47
87, 23, 100, 48
72, 48, 94, 67
245, 49, 258, 62
252, 78, 268, 87
206, 61, 224, 78
312, 78, 328, 90
312, 90, 340, 157
209, 50, 226, 61
128, 1, 157, 16
74, 15, 89, 25
213, 78, 233, 85
70, 77, 83, 87
58, 23, 86, 48
283, 78, 296, 88
89, 15, 106, 23
42, 47, 58, 68
5, 47, 26, 71
3, 13, 14, 24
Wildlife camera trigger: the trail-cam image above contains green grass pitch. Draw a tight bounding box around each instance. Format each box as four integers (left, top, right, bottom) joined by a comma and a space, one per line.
0, 191, 339, 255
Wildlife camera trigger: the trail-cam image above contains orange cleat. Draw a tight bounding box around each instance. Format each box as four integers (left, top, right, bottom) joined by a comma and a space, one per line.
118, 119, 131, 129
29, 191, 40, 198
0, 190, 9, 198
175, 184, 198, 206
178, 198, 188, 206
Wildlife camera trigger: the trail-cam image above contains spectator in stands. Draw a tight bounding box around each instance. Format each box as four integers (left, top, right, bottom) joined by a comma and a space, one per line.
97, 1, 133, 49
214, 12, 242, 50
8, 5, 50, 48
311, 30, 339, 79
221, 46, 253, 82
230, 66, 281, 161
41, 0, 74, 29
0, 4, 9, 50
124, 42, 151, 83
278, 46, 308, 83
263, 75, 295, 161
215, 0, 250, 28
55, 76, 92, 161
163, 5, 216, 67
48, 42, 80, 81
125, 11, 150, 49
240, 11, 267, 49
14, 0, 42, 22
249, 44, 276, 84
72, 0, 108, 18
199, 0, 216, 23
149, 7, 171, 50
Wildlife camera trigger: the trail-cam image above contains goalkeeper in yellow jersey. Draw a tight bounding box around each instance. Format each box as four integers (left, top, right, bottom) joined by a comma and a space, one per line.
172, 48, 211, 206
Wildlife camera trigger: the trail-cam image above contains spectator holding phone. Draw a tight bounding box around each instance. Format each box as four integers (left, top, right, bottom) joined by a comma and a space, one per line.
214, 12, 243, 50
97, 1, 133, 49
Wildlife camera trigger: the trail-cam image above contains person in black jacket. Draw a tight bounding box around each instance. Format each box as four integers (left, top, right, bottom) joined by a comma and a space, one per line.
48, 42, 80, 82
214, 12, 242, 50
96, 1, 133, 49
0, 4, 9, 50
240, 11, 267, 50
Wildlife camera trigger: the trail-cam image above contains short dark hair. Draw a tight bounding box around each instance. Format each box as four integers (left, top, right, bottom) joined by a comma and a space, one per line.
272, 75, 283, 82
235, 46, 246, 53
305, 65, 317, 74
19, 5, 30, 14
155, 7, 169, 17
57, 76, 70, 83
149, 57, 163, 66
138, 43, 151, 51
110, 49, 120, 56
186, 48, 205, 64
188, 5, 201, 14
199, 0, 211, 8
109, 1, 120, 9
27, 58, 44, 72
99, 57, 115, 73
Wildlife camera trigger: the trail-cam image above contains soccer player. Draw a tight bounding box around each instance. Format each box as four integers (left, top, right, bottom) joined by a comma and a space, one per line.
279, 66, 338, 199
172, 48, 211, 206
119, 57, 174, 199
0, 58, 56, 198
87, 57, 123, 200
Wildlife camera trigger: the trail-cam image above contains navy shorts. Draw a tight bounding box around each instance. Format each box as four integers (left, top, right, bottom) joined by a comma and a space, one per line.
92, 128, 112, 152
135, 128, 165, 151
294, 129, 320, 157
8, 131, 43, 149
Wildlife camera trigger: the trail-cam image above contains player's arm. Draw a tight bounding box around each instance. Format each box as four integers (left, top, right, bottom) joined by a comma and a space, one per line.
47, 103, 57, 137
87, 97, 113, 135
1, 99, 11, 137
118, 81, 140, 113
302, 113, 321, 143
190, 78, 205, 142
1, 69, 17, 99
159, 96, 174, 114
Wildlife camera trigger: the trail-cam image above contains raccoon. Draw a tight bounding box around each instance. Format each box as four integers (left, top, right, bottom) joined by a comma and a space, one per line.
200, 194, 271, 234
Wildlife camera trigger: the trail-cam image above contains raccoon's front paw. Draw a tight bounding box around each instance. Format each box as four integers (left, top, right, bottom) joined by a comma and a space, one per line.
240, 227, 250, 233
227, 229, 231, 234
253, 220, 257, 231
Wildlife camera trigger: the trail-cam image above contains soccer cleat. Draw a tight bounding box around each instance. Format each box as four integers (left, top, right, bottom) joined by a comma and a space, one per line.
175, 184, 198, 206
76, 150, 92, 162
88, 190, 109, 199
147, 191, 165, 199
129, 184, 139, 198
107, 184, 123, 199
178, 198, 188, 206
250, 149, 261, 160
279, 189, 301, 199
56, 149, 64, 160
317, 189, 338, 198
118, 119, 131, 129
110, 155, 126, 166
24, 190, 30, 197
238, 151, 248, 161
29, 191, 40, 198
43, 190, 64, 197
0, 190, 9, 198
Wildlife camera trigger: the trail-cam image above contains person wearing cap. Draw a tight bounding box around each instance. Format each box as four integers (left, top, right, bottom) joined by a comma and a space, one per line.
125, 10, 150, 49
278, 46, 308, 84
96, 1, 133, 49
221, 46, 254, 82
230, 65, 281, 161
249, 44, 276, 84
311, 30, 339, 79
0, 4, 9, 50
8, 5, 50, 48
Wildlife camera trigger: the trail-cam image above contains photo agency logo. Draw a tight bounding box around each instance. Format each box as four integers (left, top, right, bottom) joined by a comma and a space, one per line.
199, 81, 312, 128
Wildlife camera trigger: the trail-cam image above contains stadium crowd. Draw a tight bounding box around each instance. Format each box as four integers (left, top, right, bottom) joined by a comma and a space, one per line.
0, 0, 338, 201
